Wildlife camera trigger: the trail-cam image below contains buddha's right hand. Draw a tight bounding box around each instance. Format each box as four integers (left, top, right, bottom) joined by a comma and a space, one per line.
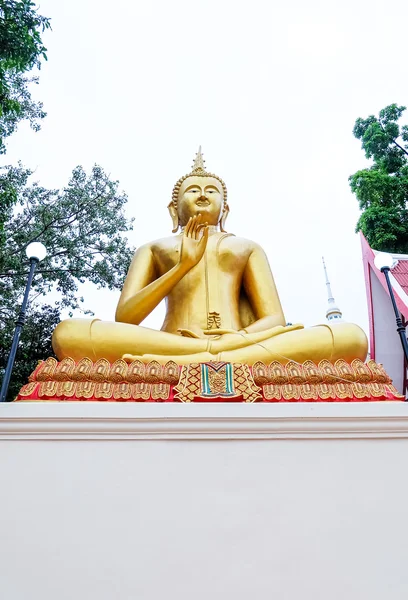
179, 214, 209, 269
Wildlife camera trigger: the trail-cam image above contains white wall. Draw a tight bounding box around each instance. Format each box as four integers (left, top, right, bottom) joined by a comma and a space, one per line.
1, 403, 408, 600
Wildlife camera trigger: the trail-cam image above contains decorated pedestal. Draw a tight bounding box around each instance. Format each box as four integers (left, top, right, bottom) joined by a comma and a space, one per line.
16, 356, 403, 402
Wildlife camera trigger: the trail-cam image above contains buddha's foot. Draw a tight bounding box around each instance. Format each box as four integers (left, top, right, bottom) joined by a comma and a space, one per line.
122, 353, 144, 363
122, 353, 177, 364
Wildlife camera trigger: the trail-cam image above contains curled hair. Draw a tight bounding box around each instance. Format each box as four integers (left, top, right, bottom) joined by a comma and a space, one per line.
171, 171, 228, 208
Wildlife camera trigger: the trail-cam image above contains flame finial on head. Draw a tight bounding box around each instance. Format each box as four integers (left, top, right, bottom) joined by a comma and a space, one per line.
191, 145, 206, 173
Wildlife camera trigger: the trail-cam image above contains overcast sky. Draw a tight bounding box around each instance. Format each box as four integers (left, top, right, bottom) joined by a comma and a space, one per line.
4, 0, 408, 335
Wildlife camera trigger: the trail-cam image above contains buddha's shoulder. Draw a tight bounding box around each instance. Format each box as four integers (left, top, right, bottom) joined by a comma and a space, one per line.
225, 235, 263, 251
140, 235, 181, 253
135, 234, 263, 254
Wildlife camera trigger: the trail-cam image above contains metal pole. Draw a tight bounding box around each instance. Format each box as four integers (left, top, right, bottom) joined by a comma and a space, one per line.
381, 266, 408, 363
0, 258, 39, 402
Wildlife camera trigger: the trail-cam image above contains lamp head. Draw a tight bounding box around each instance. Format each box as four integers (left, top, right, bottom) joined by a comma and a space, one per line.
26, 242, 47, 262
374, 252, 395, 272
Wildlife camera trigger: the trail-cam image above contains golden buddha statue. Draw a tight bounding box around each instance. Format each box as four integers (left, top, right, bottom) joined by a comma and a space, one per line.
52, 149, 368, 367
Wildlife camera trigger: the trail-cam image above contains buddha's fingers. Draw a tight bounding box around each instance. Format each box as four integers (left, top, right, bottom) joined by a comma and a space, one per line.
196, 222, 208, 239
185, 215, 195, 237
178, 328, 203, 338
197, 224, 209, 249
203, 329, 237, 335
192, 214, 202, 239
281, 323, 304, 334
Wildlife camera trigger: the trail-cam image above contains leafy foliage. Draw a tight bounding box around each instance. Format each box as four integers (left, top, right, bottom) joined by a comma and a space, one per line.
0, 164, 135, 400
350, 103, 408, 252
0, 0, 50, 153
0, 4, 136, 401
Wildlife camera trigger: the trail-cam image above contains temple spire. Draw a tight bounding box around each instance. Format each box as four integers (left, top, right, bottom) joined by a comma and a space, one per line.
322, 257, 343, 322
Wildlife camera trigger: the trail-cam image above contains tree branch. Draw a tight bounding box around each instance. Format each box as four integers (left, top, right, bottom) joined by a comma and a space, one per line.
0, 268, 96, 278
393, 139, 408, 157
10, 188, 110, 256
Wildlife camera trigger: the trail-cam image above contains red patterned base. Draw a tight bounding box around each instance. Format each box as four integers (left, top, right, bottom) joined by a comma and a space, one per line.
15, 357, 404, 403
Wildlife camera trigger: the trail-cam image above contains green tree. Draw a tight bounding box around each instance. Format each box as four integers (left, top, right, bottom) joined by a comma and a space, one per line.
0, 0, 50, 154
350, 103, 408, 252
0, 164, 134, 400
0, 303, 60, 400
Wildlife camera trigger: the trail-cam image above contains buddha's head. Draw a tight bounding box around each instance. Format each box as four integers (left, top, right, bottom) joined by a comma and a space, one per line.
168, 148, 230, 233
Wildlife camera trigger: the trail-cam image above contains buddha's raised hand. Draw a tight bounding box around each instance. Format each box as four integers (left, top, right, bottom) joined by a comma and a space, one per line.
179, 214, 209, 269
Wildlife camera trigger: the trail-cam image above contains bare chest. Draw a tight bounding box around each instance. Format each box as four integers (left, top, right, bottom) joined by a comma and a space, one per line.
152, 235, 250, 276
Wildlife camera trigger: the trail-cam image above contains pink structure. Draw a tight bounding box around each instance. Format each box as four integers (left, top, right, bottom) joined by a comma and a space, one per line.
361, 234, 408, 396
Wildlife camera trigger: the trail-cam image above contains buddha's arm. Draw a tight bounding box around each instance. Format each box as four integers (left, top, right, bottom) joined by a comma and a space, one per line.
115, 245, 189, 325
116, 216, 209, 325
241, 244, 286, 333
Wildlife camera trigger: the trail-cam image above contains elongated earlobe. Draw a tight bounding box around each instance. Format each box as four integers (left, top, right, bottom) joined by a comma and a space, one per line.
167, 201, 179, 233
220, 203, 230, 232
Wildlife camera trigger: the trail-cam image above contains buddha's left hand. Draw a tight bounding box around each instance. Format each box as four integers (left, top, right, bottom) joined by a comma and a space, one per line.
202, 324, 304, 354
178, 328, 241, 339
203, 329, 241, 336
204, 324, 304, 337
178, 328, 208, 338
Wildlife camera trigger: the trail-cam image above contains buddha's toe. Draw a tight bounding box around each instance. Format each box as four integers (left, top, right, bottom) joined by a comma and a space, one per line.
122, 354, 143, 363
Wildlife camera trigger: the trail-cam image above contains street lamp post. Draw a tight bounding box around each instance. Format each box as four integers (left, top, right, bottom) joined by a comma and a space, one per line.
374, 252, 408, 363
0, 242, 47, 402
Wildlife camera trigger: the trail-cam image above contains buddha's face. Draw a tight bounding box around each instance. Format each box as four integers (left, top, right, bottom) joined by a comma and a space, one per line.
177, 176, 224, 227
